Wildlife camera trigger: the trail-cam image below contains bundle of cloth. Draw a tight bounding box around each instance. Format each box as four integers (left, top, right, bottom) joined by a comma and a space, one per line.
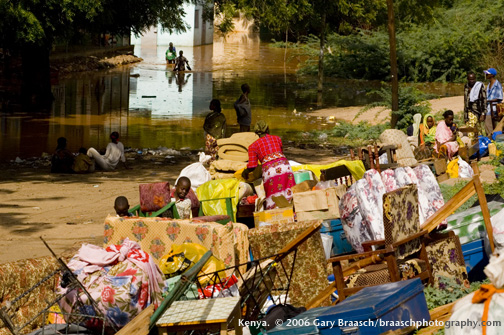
447, 251, 504, 335
216, 132, 258, 162
57, 238, 165, 330
339, 165, 445, 252
209, 159, 247, 180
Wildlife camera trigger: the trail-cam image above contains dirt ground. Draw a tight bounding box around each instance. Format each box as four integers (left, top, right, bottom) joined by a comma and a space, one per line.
310, 96, 464, 124
0, 146, 339, 264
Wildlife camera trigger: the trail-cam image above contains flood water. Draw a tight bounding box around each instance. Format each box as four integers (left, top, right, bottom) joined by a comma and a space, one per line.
0, 32, 464, 161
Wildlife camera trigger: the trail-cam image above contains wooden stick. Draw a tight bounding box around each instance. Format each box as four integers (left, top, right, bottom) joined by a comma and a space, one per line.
342, 254, 383, 277
350, 148, 355, 160
471, 164, 495, 253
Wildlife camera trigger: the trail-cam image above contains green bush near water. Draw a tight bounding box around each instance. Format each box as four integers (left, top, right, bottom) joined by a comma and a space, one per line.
292, 0, 504, 83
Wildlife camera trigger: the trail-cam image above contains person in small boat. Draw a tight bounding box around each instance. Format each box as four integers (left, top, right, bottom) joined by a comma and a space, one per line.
203, 99, 226, 160
173, 50, 191, 72
434, 110, 459, 159
51, 137, 74, 173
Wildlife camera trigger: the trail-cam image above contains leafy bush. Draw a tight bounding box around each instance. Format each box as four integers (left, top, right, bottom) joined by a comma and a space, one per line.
358, 85, 437, 131
296, 0, 504, 82
330, 121, 389, 141
424, 276, 489, 310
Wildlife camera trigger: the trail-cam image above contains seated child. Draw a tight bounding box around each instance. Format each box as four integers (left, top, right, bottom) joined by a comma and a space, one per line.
114, 196, 132, 217
171, 177, 200, 219
72, 147, 94, 173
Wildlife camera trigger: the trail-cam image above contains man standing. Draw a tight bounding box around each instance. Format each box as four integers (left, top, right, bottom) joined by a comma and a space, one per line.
234, 83, 252, 132
484, 67, 503, 136
464, 72, 486, 140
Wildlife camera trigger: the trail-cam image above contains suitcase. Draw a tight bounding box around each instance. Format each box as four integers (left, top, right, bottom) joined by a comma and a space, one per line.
316, 278, 429, 335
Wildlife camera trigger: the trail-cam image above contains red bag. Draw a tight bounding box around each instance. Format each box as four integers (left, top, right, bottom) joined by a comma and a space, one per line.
139, 182, 171, 212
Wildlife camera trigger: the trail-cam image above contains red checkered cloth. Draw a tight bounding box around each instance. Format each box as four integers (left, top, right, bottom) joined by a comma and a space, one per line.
247, 134, 284, 168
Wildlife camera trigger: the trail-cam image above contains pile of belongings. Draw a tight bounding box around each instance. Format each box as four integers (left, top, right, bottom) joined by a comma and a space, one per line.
339, 165, 445, 252
216, 132, 258, 162
379, 129, 417, 167
447, 251, 504, 335
57, 238, 165, 330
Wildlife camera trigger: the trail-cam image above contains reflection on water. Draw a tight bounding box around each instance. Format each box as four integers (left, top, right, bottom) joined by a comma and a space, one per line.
0, 32, 464, 161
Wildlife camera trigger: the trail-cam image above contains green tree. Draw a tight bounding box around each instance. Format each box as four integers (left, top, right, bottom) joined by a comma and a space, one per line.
0, 0, 193, 109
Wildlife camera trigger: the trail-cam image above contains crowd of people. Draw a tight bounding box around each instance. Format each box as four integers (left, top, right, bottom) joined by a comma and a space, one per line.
407, 67, 503, 161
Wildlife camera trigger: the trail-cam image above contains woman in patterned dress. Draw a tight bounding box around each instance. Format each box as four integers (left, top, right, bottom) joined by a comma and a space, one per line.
242, 120, 295, 209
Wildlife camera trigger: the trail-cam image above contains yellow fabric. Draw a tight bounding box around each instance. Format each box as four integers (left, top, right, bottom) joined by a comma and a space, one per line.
291, 160, 366, 180
234, 166, 262, 182
471, 284, 504, 335
103, 216, 249, 270
197, 179, 240, 217
446, 157, 460, 178
423, 113, 437, 137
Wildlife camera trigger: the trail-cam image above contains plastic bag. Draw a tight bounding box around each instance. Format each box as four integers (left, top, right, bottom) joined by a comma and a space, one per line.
178, 152, 212, 189
159, 243, 226, 284
458, 157, 474, 178
196, 179, 240, 217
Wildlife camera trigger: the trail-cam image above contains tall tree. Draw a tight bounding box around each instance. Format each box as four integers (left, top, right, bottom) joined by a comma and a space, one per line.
0, 0, 191, 110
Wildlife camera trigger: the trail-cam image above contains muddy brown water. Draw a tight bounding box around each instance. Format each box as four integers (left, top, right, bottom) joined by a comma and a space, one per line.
0, 33, 463, 161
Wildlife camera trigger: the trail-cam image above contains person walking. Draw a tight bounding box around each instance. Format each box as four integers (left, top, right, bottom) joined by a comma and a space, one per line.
234, 83, 251, 132
166, 42, 176, 64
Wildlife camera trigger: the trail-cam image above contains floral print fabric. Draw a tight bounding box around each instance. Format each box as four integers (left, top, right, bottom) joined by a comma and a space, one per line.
381, 169, 399, 192
57, 240, 165, 330
262, 157, 295, 210
0, 256, 61, 335
355, 169, 386, 240
104, 216, 249, 269
413, 164, 446, 227
383, 184, 421, 259
426, 234, 468, 289
248, 220, 330, 307
339, 184, 374, 253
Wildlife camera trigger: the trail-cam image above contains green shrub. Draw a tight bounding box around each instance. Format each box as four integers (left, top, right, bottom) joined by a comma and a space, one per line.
358, 85, 437, 131
330, 121, 389, 141
424, 276, 489, 310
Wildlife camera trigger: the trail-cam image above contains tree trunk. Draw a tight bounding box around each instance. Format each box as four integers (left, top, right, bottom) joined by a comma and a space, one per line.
386, 0, 399, 128
317, 12, 326, 107
21, 44, 54, 112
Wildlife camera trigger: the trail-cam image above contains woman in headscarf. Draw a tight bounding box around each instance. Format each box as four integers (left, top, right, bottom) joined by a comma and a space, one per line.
242, 120, 295, 209
434, 110, 459, 159
407, 113, 423, 149
419, 113, 437, 147
203, 99, 226, 160
87, 132, 130, 171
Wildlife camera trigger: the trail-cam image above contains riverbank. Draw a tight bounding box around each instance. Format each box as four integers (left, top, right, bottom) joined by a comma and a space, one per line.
0, 145, 339, 264
309, 96, 464, 124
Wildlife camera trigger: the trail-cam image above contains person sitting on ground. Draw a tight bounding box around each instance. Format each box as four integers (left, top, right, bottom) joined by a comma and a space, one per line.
72, 147, 94, 173
420, 113, 437, 147
166, 42, 176, 64
434, 110, 459, 159
170, 177, 200, 219
87, 132, 130, 171
114, 196, 132, 217
203, 99, 227, 160
51, 137, 74, 173
234, 83, 252, 132
173, 50, 191, 72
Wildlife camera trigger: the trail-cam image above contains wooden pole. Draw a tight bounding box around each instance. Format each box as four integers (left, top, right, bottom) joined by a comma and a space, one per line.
386, 0, 399, 128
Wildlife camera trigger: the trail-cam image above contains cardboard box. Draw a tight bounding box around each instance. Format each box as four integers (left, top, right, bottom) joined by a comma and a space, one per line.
293, 186, 345, 221
434, 159, 447, 175
436, 172, 449, 183
253, 207, 294, 227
